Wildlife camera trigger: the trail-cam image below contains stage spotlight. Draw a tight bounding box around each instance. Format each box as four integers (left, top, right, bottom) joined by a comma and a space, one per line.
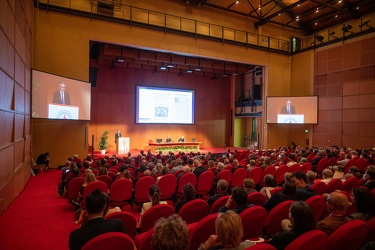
359, 20, 372, 29
195, 66, 202, 71
342, 24, 353, 34
160, 64, 167, 70
329, 31, 338, 39
316, 34, 324, 42
186, 69, 193, 73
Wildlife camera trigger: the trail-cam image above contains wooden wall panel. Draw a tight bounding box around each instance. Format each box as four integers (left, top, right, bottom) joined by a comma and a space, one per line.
343, 82, 360, 96
360, 123, 375, 136
327, 72, 342, 84
343, 109, 359, 122
343, 69, 361, 83
327, 84, 342, 96
360, 80, 375, 94
0, 111, 14, 147
316, 61, 328, 74
0, 0, 33, 214
0, 70, 14, 110
343, 123, 359, 135
327, 58, 342, 72
342, 55, 361, 70
342, 41, 361, 56
313, 35, 375, 148
343, 96, 360, 109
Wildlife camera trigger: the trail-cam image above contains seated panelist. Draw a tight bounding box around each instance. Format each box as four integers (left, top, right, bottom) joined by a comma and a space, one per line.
178, 136, 185, 142
165, 137, 172, 142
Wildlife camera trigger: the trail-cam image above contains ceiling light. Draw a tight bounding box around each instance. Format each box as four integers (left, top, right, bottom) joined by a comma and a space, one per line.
195, 66, 202, 71
338, 0, 342, 3
160, 64, 167, 70
167, 63, 174, 68
236, 1, 239, 4
187, 69, 193, 73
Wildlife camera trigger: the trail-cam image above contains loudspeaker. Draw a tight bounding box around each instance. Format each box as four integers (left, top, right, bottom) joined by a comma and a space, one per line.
89, 66, 98, 87
254, 85, 261, 100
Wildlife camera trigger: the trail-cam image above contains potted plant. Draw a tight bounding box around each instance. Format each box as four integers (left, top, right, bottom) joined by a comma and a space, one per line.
98, 130, 109, 154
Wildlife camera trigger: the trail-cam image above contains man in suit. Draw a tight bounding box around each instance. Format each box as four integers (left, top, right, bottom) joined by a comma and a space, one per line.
165, 136, 172, 142
115, 130, 121, 143
178, 136, 185, 142
52, 81, 71, 105
280, 99, 296, 114
69, 189, 127, 250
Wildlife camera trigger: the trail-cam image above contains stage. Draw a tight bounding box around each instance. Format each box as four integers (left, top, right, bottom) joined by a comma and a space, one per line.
89, 146, 250, 159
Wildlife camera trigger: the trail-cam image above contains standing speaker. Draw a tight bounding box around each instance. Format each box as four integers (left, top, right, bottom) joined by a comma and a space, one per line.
89, 66, 98, 87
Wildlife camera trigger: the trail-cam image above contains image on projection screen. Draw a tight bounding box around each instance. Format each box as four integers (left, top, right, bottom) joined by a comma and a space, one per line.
135, 86, 195, 124
32, 69, 91, 120
266, 96, 318, 124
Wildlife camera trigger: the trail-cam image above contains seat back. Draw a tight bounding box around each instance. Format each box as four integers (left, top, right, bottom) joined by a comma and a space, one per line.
105, 211, 137, 240
96, 175, 113, 189
285, 230, 328, 250
110, 178, 133, 206
240, 206, 268, 241
134, 176, 156, 203
177, 173, 197, 195
327, 220, 368, 250
179, 199, 209, 224
363, 216, 375, 245
82, 232, 134, 250
310, 181, 327, 196
270, 187, 282, 196
67, 177, 84, 202
157, 174, 177, 200
341, 176, 358, 194
315, 158, 328, 174
231, 168, 247, 187
244, 243, 276, 250
289, 163, 301, 173
248, 167, 262, 185
209, 195, 229, 214
217, 169, 232, 184
305, 195, 326, 221
264, 200, 294, 237
325, 178, 342, 194
247, 192, 266, 206
134, 228, 154, 250
300, 162, 312, 173
260, 166, 276, 186
140, 204, 175, 233
189, 214, 218, 250
274, 165, 288, 185
83, 181, 108, 204
196, 171, 215, 195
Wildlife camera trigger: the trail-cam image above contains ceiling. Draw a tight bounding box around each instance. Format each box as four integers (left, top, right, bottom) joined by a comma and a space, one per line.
90, 42, 255, 78
173, 0, 375, 35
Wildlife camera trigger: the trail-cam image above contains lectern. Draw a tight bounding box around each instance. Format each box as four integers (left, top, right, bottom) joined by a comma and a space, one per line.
117, 137, 130, 154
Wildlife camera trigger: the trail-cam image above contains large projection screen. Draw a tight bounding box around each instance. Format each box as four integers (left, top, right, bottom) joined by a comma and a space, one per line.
32, 69, 91, 120
135, 86, 195, 124
266, 96, 318, 124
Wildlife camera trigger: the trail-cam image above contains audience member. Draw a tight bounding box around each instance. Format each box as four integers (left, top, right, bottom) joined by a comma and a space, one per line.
152, 214, 189, 250
199, 211, 254, 250
270, 201, 316, 250
348, 187, 375, 221
206, 180, 229, 209
291, 172, 316, 201
171, 158, 184, 174
316, 191, 351, 236
139, 185, 167, 225
364, 166, 375, 191
349, 166, 362, 180
175, 183, 197, 213
36, 152, 50, 172
287, 154, 297, 167
321, 168, 333, 184
243, 178, 256, 194
69, 189, 127, 250
260, 174, 277, 199
193, 157, 208, 178
263, 182, 296, 213
284, 172, 293, 183
218, 187, 253, 214
306, 170, 317, 186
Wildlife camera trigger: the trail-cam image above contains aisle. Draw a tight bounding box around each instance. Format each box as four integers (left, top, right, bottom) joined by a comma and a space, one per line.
0, 170, 79, 250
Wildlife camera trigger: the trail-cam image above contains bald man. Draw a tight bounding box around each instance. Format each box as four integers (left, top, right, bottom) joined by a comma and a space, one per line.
316, 191, 351, 236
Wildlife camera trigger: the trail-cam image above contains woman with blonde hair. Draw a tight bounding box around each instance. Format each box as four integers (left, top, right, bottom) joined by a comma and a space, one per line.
199, 210, 254, 249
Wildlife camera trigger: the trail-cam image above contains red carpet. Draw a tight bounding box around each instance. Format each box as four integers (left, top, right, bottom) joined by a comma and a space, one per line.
0, 170, 79, 250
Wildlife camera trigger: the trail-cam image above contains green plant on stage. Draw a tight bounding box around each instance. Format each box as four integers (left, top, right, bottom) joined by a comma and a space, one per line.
98, 130, 109, 150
